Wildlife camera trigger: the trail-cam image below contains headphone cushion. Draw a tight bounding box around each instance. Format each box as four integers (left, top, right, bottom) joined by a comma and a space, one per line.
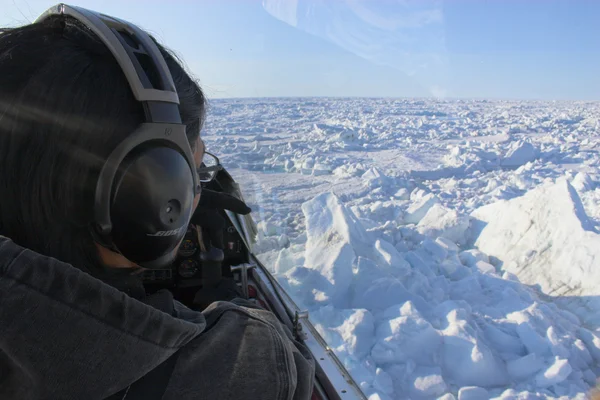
109, 145, 195, 268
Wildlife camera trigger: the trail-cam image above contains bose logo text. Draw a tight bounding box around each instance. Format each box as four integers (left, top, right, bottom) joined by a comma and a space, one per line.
147, 226, 186, 237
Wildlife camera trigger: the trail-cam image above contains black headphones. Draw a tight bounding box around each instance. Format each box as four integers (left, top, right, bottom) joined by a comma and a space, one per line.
36, 4, 201, 269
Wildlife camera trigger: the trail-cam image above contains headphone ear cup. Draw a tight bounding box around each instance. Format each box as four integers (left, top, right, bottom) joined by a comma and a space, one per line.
109, 145, 195, 268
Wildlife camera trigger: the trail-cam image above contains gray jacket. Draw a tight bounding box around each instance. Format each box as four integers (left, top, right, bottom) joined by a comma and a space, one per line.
0, 236, 315, 400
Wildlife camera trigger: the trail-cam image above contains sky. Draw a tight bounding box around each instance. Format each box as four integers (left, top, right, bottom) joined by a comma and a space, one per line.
1, 0, 599, 100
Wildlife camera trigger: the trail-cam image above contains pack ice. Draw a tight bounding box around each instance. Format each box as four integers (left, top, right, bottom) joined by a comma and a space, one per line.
204, 98, 600, 399
275, 187, 600, 400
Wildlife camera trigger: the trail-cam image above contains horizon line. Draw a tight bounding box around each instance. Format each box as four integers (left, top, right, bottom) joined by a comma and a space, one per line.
206, 95, 600, 103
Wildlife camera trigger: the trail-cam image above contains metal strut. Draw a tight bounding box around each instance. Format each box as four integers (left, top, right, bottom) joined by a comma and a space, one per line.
293, 310, 310, 341
230, 263, 256, 299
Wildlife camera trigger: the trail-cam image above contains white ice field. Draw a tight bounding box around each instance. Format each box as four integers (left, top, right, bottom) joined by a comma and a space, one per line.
203, 98, 600, 400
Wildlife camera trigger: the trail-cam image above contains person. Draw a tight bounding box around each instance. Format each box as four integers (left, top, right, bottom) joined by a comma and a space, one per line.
0, 5, 314, 400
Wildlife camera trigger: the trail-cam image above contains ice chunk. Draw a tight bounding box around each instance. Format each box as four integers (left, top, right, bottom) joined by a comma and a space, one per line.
284, 158, 295, 171
578, 328, 600, 363
493, 388, 518, 399
423, 238, 449, 263
342, 356, 375, 391
473, 260, 495, 275
534, 357, 572, 388
570, 339, 593, 370
362, 167, 391, 188
502, 271, 520, 282
501, 141, 538, 168
394, 240, 409, 253
336, 309, 375, 359
410, 188, 429, 201
516, 322, 550, 356
367, 395, 391, 400
458, 250, 489, 267
572, 171, 595, 192
472, 179, 600, 327
312, 163, 333, 176
282, 266, 335, 308
373, 368, 394, 395
506, 353, 545, 381
369, 388, 401, 400
405, 251, 436, 279
583, 369, 598, 386
302, 192, 373, 305
436, 237, 460, 254
374, 239, 411, 279
277, 233, 290, 248
351, 257, 427, 311
457, 386, 489, 400
372, 302, 441, 364
306, 241, 354, 306
405, 193, 439, 224
440, 310, 509, 386
546, 326, 570, 359
481, 323, 526, 356
351, 257, 389, 294
410, 367, 448, 398
417, 204, 471, 245
310, 306, 376, 363
441, 260, 472, 280
274, 246, 304, 275
437, 394, 456, 400
258, 219, 279, 236
394, 187, 411, 200
302, 157, 315, 170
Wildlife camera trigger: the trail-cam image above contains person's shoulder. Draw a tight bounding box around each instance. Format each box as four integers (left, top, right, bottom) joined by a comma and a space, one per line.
204, 299, 292, 335
166, 300, 316, 400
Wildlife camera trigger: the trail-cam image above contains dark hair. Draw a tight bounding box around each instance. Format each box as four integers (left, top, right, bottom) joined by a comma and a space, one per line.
0, 15, 206, 275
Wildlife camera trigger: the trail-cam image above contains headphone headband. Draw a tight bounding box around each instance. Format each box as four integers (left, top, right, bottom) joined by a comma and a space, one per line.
37, 4, 178, 104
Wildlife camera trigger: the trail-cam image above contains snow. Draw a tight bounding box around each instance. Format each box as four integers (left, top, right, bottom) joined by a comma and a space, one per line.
204, 98, 600, 399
